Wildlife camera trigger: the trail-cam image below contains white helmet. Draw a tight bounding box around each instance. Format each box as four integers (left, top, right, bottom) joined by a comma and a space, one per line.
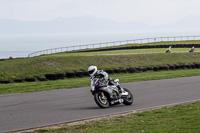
88, 66, 97, 77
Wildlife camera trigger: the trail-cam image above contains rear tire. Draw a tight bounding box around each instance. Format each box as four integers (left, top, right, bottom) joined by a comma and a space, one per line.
122, 88, 133, 105
94, 91, 109, 108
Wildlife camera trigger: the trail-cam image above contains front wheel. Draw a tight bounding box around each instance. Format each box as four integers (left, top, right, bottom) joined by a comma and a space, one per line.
122, 88, 133, 105
94, 91, 109, 108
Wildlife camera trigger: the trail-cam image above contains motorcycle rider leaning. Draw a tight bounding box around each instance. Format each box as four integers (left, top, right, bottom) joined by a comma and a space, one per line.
88, 66, 128, 96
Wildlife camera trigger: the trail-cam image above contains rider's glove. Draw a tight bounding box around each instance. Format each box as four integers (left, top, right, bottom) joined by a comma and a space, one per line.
114, 79, 119, 82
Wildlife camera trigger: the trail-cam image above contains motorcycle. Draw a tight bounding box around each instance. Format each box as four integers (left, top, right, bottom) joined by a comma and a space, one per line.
90, 77, 133, 108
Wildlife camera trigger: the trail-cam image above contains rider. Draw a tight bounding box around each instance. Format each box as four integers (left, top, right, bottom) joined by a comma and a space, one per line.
88, 66, 128, 95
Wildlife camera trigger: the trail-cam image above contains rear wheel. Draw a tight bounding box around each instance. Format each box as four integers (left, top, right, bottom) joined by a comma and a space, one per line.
94, 91, 109, 108
122, 88, 133, 105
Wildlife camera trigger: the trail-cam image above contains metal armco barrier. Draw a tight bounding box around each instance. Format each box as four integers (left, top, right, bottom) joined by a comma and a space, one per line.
28, 35, 200, 57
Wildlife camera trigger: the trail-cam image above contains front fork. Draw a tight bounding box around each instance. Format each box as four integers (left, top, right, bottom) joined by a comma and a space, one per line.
101, 92, 106, 99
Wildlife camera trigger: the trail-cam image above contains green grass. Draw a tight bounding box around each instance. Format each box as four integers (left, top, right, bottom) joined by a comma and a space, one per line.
1, 51, 200, 81
120, 40, 200, 47
1, 39, 200, 81
51, 48, 200, 56
1, 69, 200, 95
75, 40, 200, 51
27, 102, 200, 133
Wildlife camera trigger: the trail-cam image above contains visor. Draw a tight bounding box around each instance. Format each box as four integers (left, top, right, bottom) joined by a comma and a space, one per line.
88, 69, 95, 74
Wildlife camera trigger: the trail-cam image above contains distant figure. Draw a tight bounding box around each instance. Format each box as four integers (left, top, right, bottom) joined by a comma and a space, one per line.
189, 46, 195, 52
166, 46, 171, 53
9, 56, 13, 59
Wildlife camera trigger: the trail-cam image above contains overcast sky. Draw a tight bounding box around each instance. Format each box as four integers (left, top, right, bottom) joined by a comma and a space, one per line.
0, 0, 200, 26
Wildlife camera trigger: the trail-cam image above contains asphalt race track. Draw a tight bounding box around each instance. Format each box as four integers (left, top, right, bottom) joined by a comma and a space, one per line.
0, 76, 200, 132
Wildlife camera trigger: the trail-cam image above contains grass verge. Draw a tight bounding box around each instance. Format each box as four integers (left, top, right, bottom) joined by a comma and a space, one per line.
117, 40, 200, 47
74, 40, 200, 51
1, 52, 200, 81
50, 48, 200, 57
1, 69, 200, 95
26, 101, 200, 133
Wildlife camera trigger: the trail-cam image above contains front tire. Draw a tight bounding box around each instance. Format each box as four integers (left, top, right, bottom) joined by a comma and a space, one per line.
122, 88, 133, 105
94, 91, 109, 108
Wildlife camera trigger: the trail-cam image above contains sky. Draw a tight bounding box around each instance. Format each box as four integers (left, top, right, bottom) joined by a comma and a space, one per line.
0, 0, 200, 26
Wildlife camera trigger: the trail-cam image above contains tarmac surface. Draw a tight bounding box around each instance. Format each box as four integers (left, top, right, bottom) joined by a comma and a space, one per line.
0, 76, 200, 132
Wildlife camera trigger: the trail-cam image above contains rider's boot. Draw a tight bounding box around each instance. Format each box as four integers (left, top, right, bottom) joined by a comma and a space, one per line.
117, 85, 128, 96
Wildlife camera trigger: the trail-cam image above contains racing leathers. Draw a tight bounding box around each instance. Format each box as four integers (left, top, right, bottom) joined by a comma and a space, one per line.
90, 70, 125, 94
90, 70, 108, 91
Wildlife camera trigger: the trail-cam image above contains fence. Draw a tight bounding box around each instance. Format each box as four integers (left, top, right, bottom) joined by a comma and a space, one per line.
28, 35, 200, 57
